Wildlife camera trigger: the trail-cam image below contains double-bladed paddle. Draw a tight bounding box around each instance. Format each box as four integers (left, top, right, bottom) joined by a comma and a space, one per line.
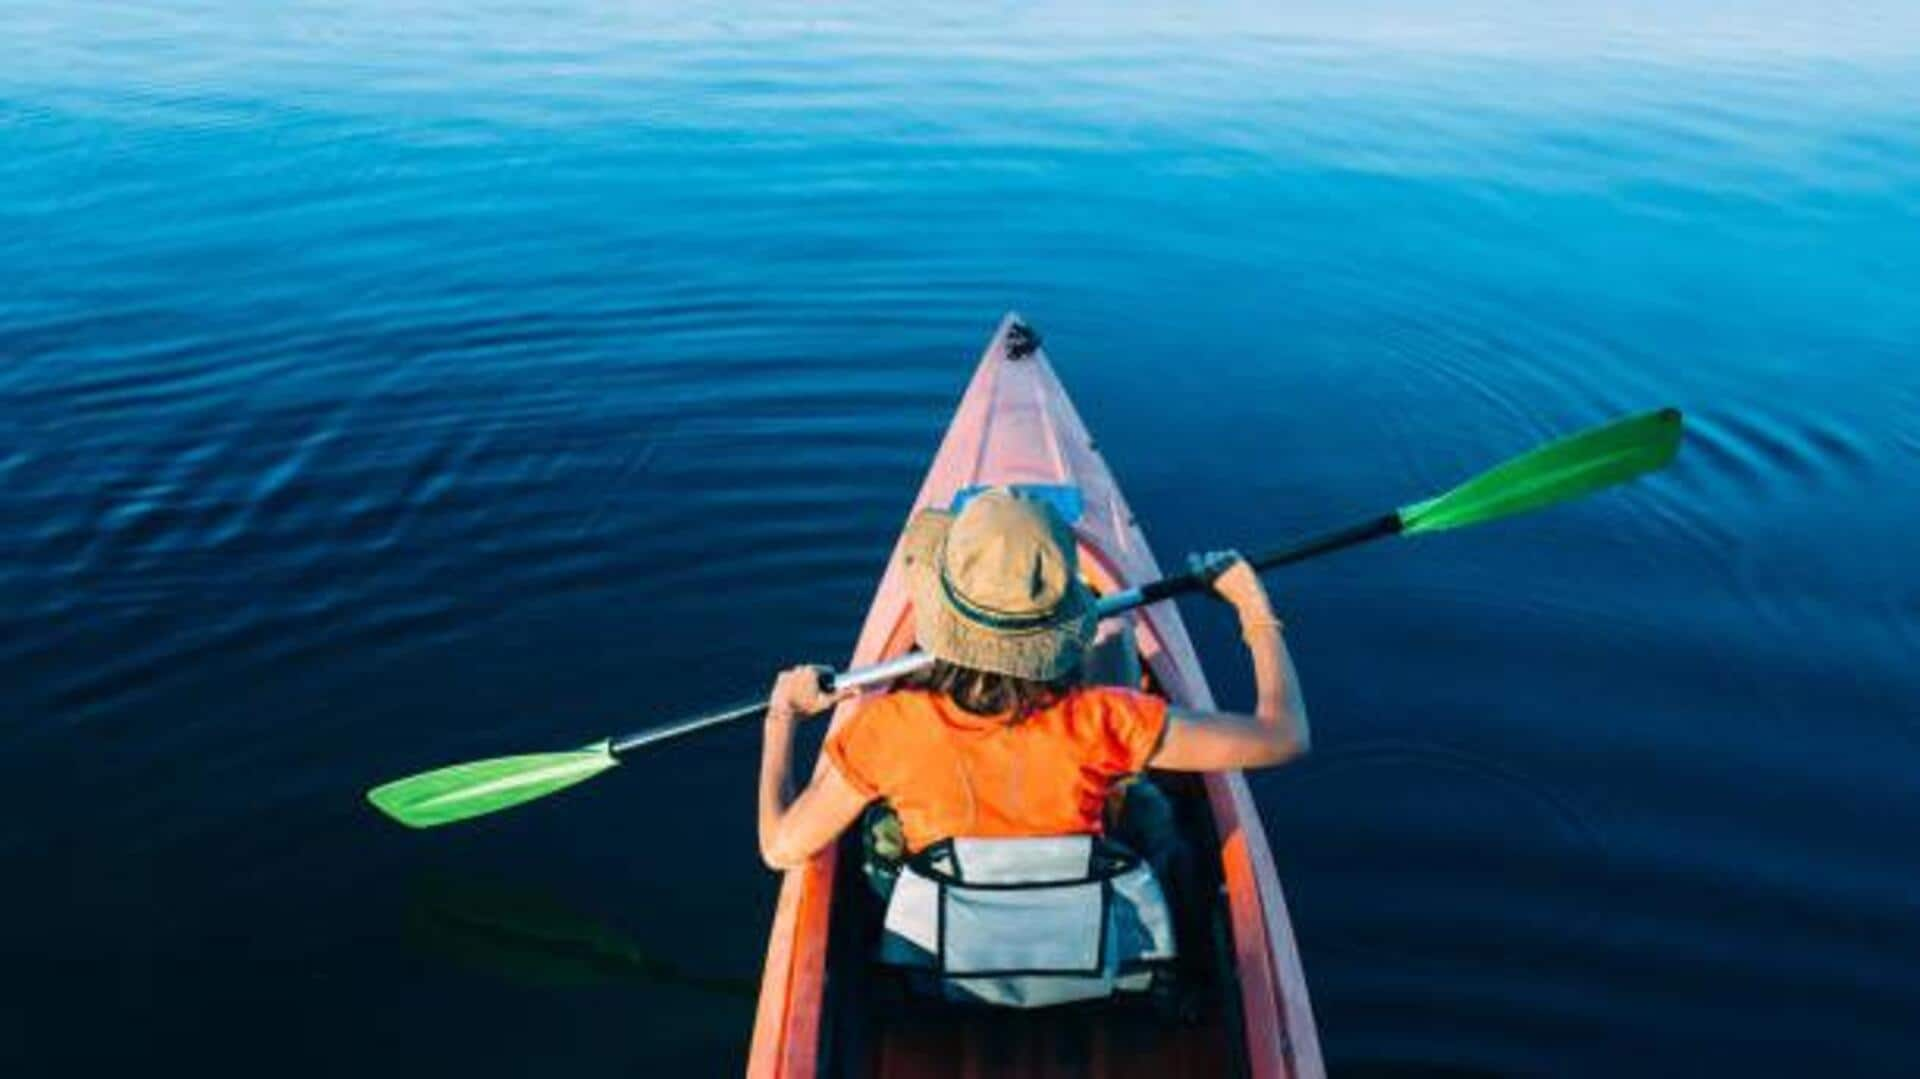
367, 407, 1683, 830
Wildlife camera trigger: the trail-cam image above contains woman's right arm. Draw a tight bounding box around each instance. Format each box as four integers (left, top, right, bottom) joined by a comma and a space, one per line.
1148, 553, 1310, 771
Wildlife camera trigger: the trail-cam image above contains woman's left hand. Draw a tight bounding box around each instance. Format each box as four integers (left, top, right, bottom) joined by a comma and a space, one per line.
768, 665, 853, 723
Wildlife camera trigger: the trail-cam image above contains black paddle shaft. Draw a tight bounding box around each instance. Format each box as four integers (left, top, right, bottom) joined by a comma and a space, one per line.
1133, 512, 1405, 606
609, 696, 767, 756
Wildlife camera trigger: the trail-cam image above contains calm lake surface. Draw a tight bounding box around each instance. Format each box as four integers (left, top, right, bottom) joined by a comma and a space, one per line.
4, 2, 1917, 1074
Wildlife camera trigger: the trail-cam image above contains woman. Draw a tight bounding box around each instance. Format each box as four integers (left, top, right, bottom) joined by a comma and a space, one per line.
758, 485, 1309, 875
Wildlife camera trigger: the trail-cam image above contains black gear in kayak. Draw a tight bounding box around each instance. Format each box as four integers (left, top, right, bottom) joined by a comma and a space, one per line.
1006, 320, 1042, 360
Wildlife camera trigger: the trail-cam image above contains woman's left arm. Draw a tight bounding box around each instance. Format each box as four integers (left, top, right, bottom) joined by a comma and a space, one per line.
759, 665, 872, 870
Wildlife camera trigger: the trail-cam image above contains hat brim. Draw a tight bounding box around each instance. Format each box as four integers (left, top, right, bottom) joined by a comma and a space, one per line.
901, 508, 1097, 681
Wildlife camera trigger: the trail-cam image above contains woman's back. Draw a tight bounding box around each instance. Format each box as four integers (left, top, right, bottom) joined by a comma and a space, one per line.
824, 686, 1167, 853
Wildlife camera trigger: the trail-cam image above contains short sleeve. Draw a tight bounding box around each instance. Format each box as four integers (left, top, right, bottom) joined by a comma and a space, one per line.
1091, 688, 1170, 774
821, 697, 888, 800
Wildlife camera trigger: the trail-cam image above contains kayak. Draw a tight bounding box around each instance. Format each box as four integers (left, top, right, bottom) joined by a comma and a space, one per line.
747, 314, 1324, 1078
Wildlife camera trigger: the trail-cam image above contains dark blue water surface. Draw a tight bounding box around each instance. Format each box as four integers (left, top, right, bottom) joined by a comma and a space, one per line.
5, 3, 1918, 1074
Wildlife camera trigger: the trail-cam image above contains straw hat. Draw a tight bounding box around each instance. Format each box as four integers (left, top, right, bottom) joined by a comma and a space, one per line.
900, 486, 1096, 680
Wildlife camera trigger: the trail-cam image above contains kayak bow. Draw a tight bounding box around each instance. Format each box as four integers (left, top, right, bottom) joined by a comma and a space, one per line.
747, 314, 1325, 1078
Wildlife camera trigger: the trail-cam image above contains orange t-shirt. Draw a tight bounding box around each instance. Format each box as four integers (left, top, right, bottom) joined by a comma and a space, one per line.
822, 686, 1170, 853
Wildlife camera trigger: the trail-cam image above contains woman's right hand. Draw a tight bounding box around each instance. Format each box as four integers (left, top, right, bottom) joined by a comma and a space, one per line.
1189, 550, 1276, 621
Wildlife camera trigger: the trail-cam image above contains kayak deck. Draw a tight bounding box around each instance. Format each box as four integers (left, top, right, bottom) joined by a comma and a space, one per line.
748, 314, 1322, 1078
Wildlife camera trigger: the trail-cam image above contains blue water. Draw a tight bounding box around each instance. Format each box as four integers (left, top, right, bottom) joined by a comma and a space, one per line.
5, 2, 1918, 1074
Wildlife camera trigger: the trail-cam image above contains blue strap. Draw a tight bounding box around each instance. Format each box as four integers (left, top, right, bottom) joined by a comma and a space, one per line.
949, 484, 1085, 524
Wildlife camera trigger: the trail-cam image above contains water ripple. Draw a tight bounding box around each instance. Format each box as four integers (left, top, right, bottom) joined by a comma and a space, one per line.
4, 3, 1918, 1073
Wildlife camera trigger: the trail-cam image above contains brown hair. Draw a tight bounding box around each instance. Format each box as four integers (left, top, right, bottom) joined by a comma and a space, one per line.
896, 658, 1081, 723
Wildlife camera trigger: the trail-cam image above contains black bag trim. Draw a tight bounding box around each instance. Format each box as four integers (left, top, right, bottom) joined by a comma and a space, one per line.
1114, 956, 1178, 975
907, 837, 1140, 891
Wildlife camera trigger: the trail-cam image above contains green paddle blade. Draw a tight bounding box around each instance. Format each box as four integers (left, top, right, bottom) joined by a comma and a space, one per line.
367, 741, 618, 829
1399, 408, 1684, 535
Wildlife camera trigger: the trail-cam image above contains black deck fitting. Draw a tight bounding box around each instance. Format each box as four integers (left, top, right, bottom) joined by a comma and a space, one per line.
1005, 320, 1042, 360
